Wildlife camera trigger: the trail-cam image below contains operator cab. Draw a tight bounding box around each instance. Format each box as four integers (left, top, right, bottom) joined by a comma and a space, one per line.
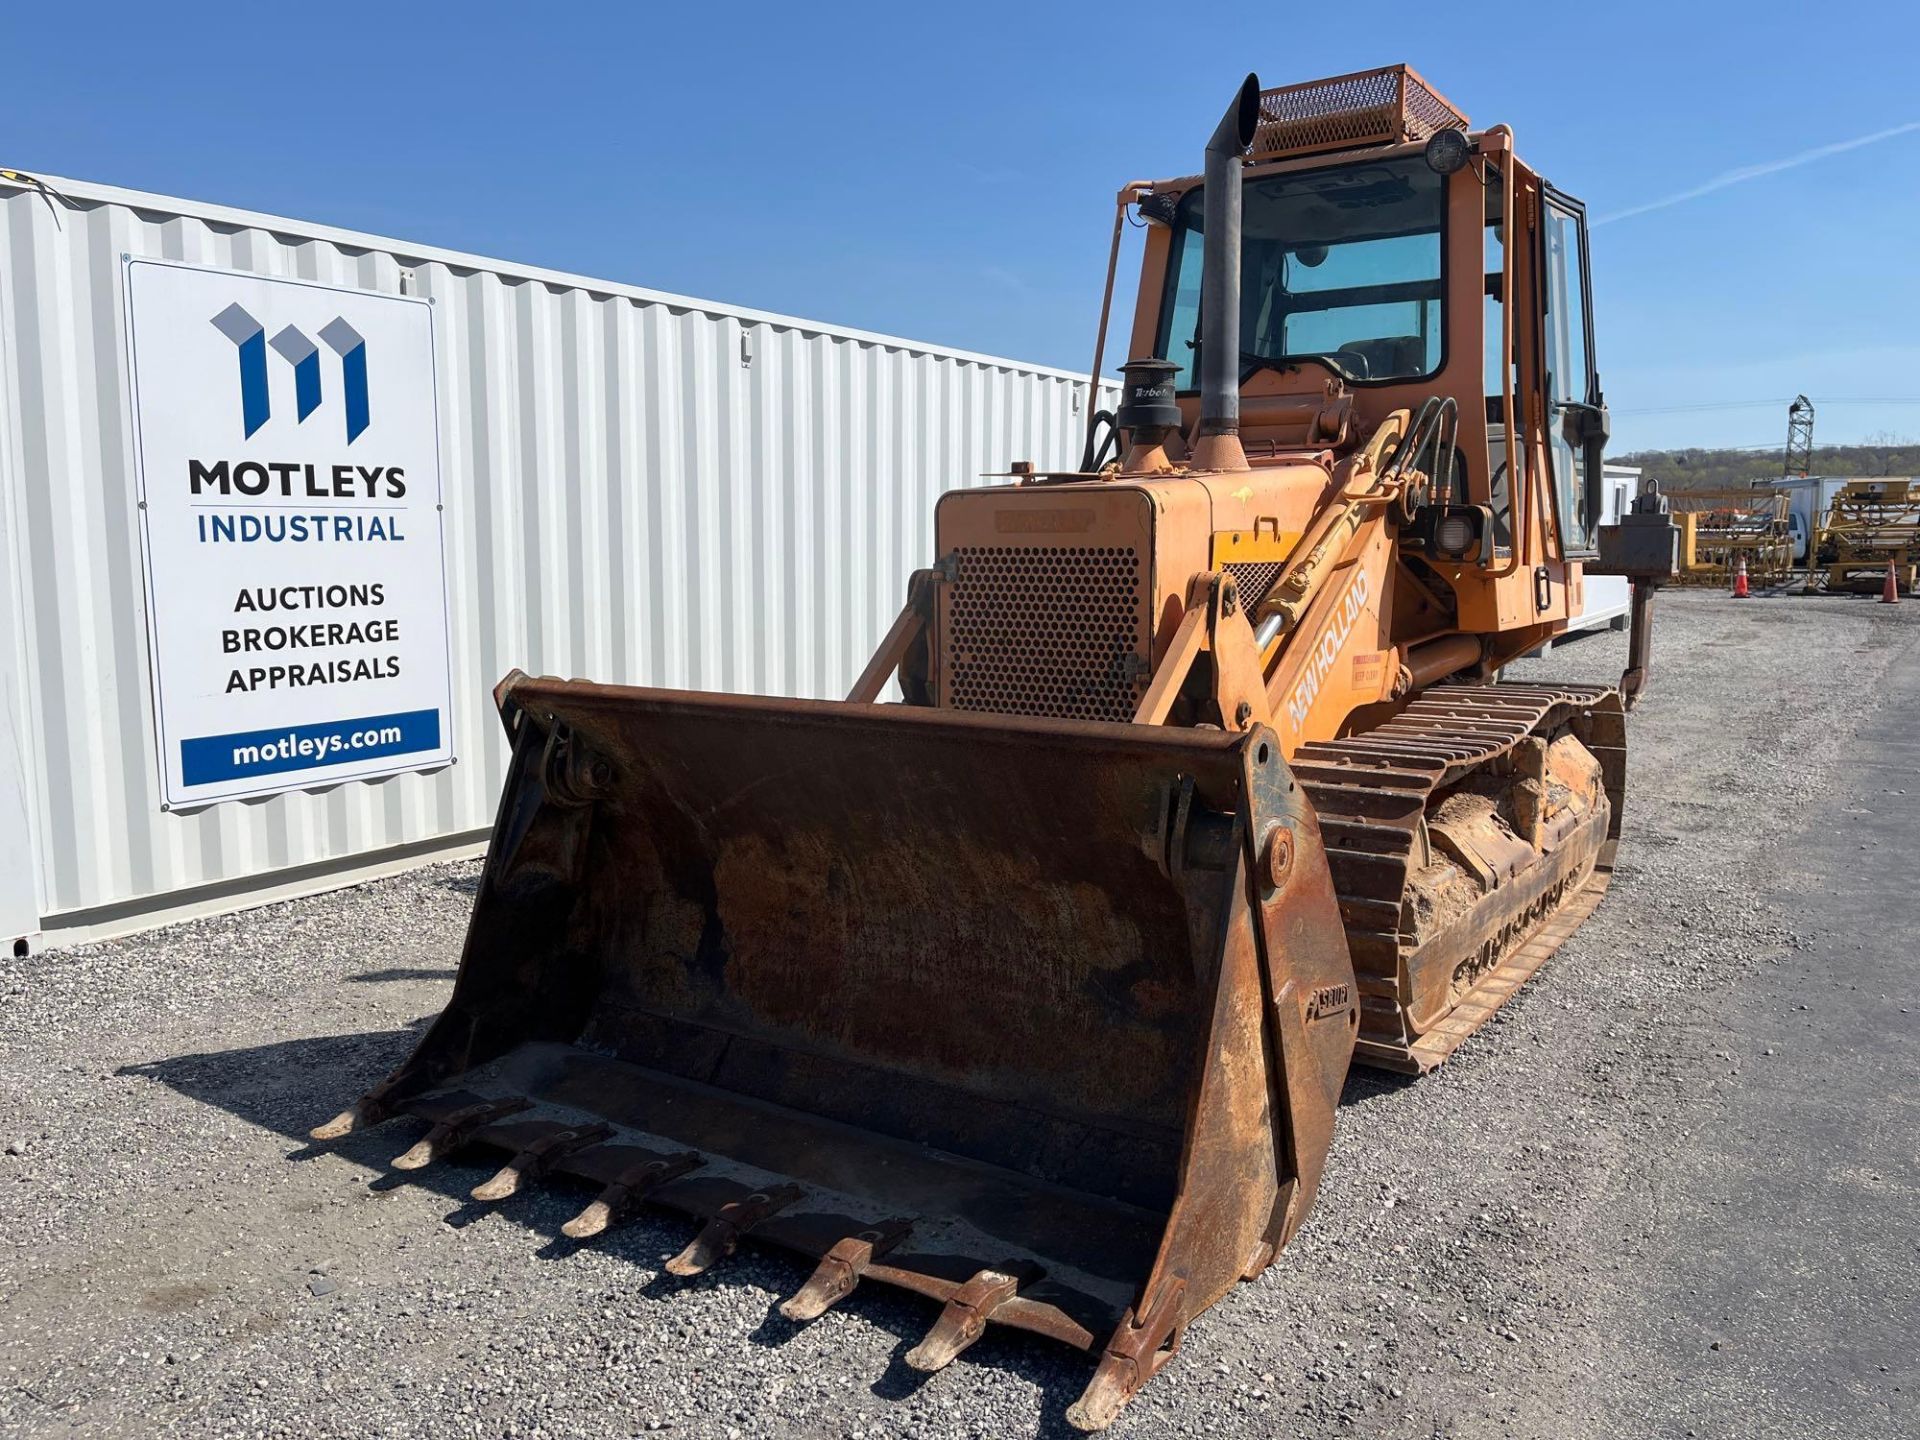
1123, 65, 1606, 557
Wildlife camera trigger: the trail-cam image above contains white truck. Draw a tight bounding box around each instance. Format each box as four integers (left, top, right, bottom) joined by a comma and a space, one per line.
1765, 475, 1872, 565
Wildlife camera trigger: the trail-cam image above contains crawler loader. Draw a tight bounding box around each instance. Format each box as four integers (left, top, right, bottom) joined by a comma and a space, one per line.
313, 66, 1677, 1428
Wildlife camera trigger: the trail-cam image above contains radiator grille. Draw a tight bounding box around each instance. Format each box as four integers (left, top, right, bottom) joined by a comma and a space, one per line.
942, 545, 1145, 722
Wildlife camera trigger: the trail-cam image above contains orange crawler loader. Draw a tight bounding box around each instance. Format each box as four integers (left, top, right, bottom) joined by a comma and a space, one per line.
314, 66, 1678, 1428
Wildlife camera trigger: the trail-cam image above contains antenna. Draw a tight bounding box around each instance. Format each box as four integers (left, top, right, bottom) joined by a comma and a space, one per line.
1783, 395, 1815, 478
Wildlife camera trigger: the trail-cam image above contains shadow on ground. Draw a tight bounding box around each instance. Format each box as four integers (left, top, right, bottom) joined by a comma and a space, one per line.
1340, 1058, 1418, 1106
347, 967, 460, 984
118, 1023, 428, 1148
117, 1025, 1111, 1436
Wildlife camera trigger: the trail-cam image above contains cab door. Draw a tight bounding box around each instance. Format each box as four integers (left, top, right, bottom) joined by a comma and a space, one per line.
1541, 189, 1599, 553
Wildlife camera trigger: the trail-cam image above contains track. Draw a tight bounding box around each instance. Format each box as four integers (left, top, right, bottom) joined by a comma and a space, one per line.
1291, 682, 1626, 1073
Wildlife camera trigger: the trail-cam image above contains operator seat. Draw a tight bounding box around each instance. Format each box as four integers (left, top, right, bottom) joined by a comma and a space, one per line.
1340, 336, 1428, 380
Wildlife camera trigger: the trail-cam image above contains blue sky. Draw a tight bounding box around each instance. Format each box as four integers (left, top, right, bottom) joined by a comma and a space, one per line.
5, 1, 1917, 454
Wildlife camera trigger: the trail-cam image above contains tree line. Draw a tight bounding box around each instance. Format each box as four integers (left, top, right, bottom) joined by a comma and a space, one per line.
1613, 436, 1920, 492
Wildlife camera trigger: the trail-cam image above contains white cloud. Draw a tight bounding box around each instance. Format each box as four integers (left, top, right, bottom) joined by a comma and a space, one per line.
1595, 121, 1920, 226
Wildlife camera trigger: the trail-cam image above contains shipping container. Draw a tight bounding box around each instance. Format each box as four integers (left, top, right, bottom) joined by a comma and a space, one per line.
0, 171, 1115, 947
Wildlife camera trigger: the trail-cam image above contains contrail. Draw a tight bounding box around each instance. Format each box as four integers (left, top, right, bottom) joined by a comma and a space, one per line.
1594, 120, 1920, 225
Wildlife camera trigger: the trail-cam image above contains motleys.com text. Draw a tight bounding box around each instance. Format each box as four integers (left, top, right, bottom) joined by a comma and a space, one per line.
177, 707, 443, 788
232, 721, 405, 768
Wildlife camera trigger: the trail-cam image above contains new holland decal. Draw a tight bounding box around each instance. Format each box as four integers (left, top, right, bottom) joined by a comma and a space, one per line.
1285, 568, 1372, 732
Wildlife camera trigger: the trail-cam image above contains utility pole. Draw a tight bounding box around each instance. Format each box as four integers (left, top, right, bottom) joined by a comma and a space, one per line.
1783, 395, 1815, 478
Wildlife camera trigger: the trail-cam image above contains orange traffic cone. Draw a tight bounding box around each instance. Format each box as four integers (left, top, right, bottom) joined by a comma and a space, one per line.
1732, 555, 1750, 599
1881, 559, 1901, 605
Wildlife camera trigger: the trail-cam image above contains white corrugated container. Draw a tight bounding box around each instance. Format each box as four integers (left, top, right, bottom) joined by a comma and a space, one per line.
1568, 463, 1636, 634
0, 172, 1116, 945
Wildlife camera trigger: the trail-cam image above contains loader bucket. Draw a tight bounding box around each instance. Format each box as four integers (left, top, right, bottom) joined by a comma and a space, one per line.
315, 674, 1357, 1428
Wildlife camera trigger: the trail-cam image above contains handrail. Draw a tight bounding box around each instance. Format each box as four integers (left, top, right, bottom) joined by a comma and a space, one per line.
1081, 183, 1151, 464
1485, 134, 1526, 578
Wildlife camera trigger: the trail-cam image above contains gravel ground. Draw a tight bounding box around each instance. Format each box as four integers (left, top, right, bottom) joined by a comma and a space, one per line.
3, 589, 1916, 1439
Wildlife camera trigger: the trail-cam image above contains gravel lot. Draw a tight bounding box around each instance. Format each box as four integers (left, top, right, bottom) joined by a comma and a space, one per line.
3, 589, 1916, 1440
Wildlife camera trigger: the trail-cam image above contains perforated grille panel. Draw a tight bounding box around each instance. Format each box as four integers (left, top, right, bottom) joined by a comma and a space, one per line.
1225, 560, 1286, 611
941, 545, 1146, 722
1251, 65, 1468, 160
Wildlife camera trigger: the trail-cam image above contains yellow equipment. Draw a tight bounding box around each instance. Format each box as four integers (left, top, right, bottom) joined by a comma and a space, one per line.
1813, 479, 1920, 593
312, 66, 1676, 1428
1669, 489, 1794, 586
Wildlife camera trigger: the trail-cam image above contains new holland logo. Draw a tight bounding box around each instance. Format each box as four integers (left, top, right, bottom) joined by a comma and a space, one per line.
210, 303, 370, 443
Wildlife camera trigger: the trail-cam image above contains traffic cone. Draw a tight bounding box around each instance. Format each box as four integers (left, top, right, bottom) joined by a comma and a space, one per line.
1881, 559, 1901, 605
1732, 555, 1750, 599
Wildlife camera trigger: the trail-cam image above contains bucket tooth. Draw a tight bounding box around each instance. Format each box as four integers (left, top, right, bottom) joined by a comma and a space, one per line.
1065, 1278, 1187, 1432
777, 1220, 912, 1323
470, 1122, 613, 1202
310, 1096, 388, 1142
664, 1184, 802, 1277
903, 1269, 1021, 1373
562, 1152, 704, 1240
390, 1098, 531, 1171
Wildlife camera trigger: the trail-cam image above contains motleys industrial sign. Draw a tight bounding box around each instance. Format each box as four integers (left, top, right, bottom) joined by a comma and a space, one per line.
124, 259, 454, 807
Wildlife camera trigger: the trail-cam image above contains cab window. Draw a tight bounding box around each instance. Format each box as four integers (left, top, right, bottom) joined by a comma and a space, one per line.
1156, 155, 1446, 389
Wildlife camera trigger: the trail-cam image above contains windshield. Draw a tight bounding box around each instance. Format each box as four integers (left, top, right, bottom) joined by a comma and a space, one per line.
1155, 155, 1446, 388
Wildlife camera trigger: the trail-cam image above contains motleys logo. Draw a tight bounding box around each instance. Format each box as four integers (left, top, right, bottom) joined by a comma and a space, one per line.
211, 303, 370, 443
1284, 568, 1373, 732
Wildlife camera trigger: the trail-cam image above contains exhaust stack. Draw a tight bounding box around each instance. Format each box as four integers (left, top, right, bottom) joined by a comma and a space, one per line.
1192, 73, 1262, 473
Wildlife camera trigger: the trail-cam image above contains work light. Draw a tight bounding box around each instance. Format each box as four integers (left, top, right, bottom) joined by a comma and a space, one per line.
1424, 127, 1472, 175
1435, 513, 1476, 555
